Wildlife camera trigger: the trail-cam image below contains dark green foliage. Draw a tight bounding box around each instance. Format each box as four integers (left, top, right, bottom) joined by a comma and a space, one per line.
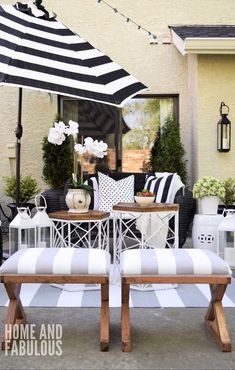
222, 177, 235, 205
3, 175, 40, 203
42, 135, 73, 189
149, 116, 187, 184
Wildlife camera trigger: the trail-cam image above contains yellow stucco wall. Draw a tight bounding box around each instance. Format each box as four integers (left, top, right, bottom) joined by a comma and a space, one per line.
1, 0, 235, 207
197, 55, 235, 182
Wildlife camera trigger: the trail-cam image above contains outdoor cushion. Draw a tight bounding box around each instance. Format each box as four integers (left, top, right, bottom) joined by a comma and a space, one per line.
98, 172, 134, 212
0, 248, 111, 275
144, 173, 184, 203
120, 248, 232, 276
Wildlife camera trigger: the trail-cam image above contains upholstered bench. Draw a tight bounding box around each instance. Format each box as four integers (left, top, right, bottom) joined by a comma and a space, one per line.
0, 248, 111, 351
120, 248, 232, 352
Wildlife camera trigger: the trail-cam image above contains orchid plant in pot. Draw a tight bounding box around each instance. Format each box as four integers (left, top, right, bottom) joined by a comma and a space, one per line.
193, 176, 225, 214
47, 120, 108, 213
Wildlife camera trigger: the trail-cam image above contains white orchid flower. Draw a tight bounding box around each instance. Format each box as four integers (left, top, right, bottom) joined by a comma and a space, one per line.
89, 140, 108, 158
74, 143, 88, 155
54, 121, 66, 133
48, 122, 108, 189
65, 120, 79, 136
83, 137, 108, 158
48, 127, 66, 145
83, 137, 94, 151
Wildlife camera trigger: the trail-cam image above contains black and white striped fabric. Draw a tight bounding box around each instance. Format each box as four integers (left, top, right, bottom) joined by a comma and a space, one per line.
0, 2, 147, 106
144, 173, 179, 203
84, 176, 99, 210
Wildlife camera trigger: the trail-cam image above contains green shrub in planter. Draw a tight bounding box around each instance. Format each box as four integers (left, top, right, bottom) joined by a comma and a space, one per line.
193, 176, 225, 200
42, 123, 73, 189
222, 177, 235, 206
3, 175, 40, 204
147, 116, 187, 184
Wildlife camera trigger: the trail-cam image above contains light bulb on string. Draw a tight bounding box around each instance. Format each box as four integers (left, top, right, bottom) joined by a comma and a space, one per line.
149, 33, 158, 44
94, 0, 158, 44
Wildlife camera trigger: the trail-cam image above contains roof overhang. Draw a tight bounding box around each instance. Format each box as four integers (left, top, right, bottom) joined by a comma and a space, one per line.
169, 26, 235, 55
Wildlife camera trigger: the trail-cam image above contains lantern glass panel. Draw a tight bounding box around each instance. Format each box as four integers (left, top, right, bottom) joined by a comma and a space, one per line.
9, 226, 36, 255
218, 211, 235, 267
36, 225, 52, 248
217, 123, 222, 150
223, 231, 235, 267
223, 125, 229, 150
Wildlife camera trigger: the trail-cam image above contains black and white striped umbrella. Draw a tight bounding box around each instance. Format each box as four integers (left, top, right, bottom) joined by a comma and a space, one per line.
0, 1, 147, 206
0, 1, 146, 106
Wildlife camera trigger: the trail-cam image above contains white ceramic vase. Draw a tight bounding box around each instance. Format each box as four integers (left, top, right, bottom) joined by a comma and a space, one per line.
65, 189, 91, 213
199, 196, 219, 215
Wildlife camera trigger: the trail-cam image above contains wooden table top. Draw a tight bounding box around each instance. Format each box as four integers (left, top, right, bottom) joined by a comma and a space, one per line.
49, 210, 110, 221
112, 202, 179, 213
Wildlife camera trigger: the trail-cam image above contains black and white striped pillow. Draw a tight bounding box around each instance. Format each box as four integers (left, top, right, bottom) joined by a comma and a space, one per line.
144, 173, 175, 203
84, 177, 99, 210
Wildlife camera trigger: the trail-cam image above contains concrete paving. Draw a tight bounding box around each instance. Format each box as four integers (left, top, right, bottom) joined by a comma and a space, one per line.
0, 306, 234, 370
1, 237, 234, 369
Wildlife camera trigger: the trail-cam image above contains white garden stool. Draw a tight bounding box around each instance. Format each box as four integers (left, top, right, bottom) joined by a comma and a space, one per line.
192, 214, 223, 253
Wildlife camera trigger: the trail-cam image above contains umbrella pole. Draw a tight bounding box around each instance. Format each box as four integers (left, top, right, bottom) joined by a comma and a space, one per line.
15, 87, 23, 209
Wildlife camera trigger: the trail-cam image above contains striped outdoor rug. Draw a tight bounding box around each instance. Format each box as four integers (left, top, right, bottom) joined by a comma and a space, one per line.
0, 278, 235, 308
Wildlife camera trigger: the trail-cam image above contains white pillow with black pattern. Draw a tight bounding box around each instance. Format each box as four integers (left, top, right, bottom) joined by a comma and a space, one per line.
144, 173, 178, 203
84, 176, 99, 210
98, 172, 134, 212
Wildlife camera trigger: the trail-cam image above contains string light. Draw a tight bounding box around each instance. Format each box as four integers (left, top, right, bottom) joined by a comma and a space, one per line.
96, 0, 158, 44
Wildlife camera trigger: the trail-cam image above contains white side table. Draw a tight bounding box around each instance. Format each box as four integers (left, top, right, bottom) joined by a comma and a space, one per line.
112, 202, 179, 291
49, 210, 110, 251
192, 214, 223, 253
113, 202, 179, 263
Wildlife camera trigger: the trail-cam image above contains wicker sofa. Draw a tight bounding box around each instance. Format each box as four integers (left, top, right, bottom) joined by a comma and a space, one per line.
42, 172, 196, 248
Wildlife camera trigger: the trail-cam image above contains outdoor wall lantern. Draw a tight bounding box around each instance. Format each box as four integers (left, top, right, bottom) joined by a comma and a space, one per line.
9, 207, 36, 255
217, 101, 231, 152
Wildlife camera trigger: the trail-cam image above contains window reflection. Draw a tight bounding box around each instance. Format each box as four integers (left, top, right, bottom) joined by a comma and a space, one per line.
121, 97, 175, 172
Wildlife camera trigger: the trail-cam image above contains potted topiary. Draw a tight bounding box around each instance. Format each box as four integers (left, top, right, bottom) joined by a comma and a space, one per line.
193, 176, 225, 214
147, 115, 187, 185
218, 177, 235, 214
41, 116, 73, 212
3, 175, 40, 219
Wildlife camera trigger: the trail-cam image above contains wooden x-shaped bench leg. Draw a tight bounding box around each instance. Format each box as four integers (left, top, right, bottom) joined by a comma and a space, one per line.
205, 283, 231, 352
2, 282, 27, 351
100, 281, 109, 351
121, 281, 131, 352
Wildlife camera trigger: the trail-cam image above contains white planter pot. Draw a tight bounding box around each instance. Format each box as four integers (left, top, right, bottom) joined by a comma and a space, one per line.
65, 189, 91, 213
199, 196, 219, 215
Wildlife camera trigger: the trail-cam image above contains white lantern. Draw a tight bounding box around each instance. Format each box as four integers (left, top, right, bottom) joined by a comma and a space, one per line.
32, 195, 53, 248
9, 207, 36, 255
217, 209, 235, 267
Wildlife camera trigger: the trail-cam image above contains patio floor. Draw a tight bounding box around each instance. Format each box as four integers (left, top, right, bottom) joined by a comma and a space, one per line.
0, 306, 234, 369
0, 236, 234, 369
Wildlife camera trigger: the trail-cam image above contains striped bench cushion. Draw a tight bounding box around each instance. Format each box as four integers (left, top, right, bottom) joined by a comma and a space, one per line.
0, 248, 111, 275
120, 249, 232, 276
